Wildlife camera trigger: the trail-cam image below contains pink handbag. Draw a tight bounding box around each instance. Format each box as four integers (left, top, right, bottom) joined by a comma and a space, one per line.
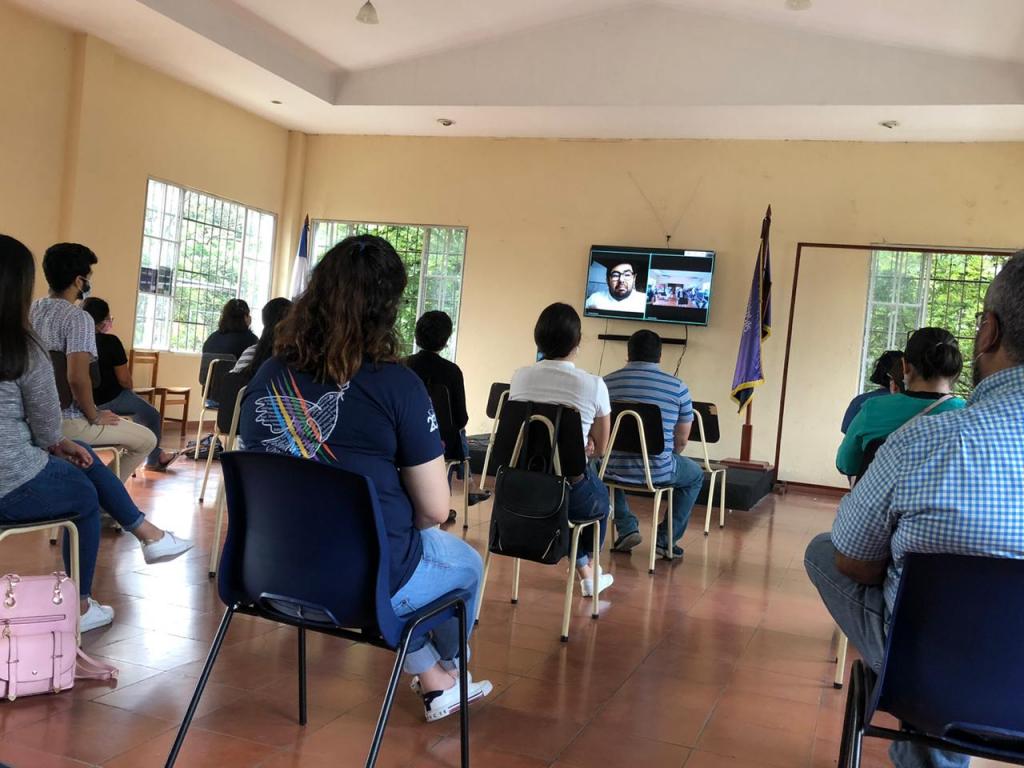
0, 572, 118, 700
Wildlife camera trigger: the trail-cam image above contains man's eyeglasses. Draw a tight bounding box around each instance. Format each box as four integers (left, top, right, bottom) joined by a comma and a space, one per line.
609, 271, 634, 280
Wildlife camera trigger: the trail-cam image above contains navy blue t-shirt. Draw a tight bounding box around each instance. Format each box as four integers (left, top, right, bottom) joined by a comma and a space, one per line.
239, 357, 443, 593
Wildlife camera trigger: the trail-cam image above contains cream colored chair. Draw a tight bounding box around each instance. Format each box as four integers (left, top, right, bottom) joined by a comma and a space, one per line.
598, 401, 678, 574
193, 354, 235, 465
207, 385, 246, 577
691, 401, 727, 535
478, 382, 510, 492
8, 517, 81, 640
477, 401, 602, 642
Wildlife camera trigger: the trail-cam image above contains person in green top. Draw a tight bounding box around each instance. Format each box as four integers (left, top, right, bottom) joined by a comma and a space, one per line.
837, 327, 967, 477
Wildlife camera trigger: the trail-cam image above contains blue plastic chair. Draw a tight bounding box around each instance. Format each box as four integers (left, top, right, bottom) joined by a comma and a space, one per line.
838, 552, 1024, 767
165, 451, 473, 768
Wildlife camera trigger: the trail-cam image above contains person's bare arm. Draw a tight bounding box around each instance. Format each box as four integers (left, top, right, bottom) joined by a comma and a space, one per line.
588, 413, 610, 457
673, 420, 692, 452
113, 363, 133, 390
68, 352, 117, 424
401, 456, 450, 529
835, 551, 888, 585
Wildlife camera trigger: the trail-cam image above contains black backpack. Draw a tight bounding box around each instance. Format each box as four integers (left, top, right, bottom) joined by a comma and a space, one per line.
488, 405, 572, 565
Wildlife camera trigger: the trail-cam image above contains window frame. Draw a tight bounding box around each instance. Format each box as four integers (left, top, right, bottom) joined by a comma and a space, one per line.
134, 176, 277, 354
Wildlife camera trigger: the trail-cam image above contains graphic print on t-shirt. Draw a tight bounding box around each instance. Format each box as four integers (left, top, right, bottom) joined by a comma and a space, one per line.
253, 370, 349, 461
427, 408, 438, 433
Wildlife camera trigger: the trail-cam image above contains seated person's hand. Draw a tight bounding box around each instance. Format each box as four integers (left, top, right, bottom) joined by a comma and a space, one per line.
93, 410, 121, 426
585, 437, 596, 459
51, 439, 94, 469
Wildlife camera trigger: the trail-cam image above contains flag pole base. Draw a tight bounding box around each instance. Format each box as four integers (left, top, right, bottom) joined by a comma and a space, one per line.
721, 458, 774, 472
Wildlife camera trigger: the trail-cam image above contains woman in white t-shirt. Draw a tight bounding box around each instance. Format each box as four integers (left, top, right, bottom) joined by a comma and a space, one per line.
509, 303, 613, 597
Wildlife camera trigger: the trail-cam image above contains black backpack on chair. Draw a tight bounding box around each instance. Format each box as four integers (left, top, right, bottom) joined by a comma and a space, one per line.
488, 402, 576, 565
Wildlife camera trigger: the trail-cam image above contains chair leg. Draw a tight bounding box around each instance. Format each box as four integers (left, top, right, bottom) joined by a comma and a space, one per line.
719, 472, 727, 528
476, 550, 491, 625
113, 450, 121, 483
605, 487, 614, 555
704, 472, 717, 536
648, 493, 660, 574
462, 459, 470, 530
479, 440, 494, 492
837, 660, 866, 768
834, 630, 849, 689
666, 487, 674, 561
208, 485, 226, 577
457, 601, 470, 768
511, 559, 521, 604
297, 626, 308, 726
561, 526, 583, 642
591, 522, 600, 620
193, 410, 206, 460
64, 522, 81, 643
165, 608, 235, 767
198, 429, 219, 502
365, 632, 414, 768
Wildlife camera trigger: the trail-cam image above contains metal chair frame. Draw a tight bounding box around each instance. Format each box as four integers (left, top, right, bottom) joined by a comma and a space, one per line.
691, 408, 727, 535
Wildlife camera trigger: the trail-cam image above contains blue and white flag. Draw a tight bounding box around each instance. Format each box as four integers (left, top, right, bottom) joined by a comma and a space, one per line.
289, 215, 310, 299
731, 205, 772, 411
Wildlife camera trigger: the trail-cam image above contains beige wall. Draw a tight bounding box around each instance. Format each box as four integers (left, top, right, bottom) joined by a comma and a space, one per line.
5, 2, 1023, 484
302, 136, 1024, 484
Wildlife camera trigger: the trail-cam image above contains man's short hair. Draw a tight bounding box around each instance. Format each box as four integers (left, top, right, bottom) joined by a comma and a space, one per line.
43, 242, 97, 292
627, 330, 662, 363
987, 251, 1024, 363
415, 310, 453, 352
81, 297, 110, 326
534, 303, 581, 359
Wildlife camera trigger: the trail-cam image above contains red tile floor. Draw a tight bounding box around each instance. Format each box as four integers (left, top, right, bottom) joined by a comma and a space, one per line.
0, 450, 1009, 767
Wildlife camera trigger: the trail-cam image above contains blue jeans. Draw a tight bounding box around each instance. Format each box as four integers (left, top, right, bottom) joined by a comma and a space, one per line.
0, 444, 145, 598
100, 389, 164, 466
569, 466, 609, 568
804, 533, 968, 768
613, 454, 704, 547
390, 528, 483, 675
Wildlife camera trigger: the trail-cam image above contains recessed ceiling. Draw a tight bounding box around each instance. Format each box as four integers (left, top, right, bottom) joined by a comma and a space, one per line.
14, 0, 1024, 141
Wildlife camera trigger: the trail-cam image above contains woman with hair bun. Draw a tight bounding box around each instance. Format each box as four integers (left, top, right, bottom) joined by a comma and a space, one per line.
837, 327, 966, 476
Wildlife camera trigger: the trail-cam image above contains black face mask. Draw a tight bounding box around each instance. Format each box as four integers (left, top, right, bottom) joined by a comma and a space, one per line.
77, 278, 91, 301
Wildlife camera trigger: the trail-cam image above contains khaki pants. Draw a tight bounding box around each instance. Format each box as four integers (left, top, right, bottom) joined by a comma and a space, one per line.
62, 417, 158, 481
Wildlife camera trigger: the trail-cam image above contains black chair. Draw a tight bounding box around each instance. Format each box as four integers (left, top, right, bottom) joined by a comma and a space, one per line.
478, 400, 601, 641
165, 451, 473, 768
598, 401, 678, 574
193, 353, 236, 460
691, 401, 727, 534
838, 552, 1024, 768
426, 382, 472, 530
478, 382, 510, 490
206, 381, 247, 574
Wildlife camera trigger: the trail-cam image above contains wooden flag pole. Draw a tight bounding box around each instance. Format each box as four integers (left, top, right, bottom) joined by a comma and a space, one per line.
740, 401, 753, 462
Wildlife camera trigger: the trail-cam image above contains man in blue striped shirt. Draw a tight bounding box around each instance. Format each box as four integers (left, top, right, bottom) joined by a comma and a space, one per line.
805, 252, 1024, 768
603, 331, 705, 558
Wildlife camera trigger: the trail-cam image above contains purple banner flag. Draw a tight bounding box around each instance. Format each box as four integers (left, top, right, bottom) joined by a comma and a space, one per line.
730, 205, 772, 411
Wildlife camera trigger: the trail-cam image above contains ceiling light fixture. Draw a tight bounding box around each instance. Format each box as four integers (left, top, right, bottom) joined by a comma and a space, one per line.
879, 120, 900, 129
271, 99, 282, 105
356, 1, 379, 24
785, 0, 812, 9
436, 118, 455, 127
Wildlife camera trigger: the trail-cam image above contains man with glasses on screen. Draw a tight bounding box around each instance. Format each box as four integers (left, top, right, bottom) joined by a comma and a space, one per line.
586, 262, 647, 314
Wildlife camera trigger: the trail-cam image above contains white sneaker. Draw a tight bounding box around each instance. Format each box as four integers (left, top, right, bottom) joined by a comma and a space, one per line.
422, 675, 492, 722
141, 531, 193, 564
410, 671, 475, 695
580, 572, 614, 597
80, 598, 114, 632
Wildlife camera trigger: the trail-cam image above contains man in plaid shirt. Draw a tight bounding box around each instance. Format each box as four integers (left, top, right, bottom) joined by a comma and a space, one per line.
805, 251, 1024, 768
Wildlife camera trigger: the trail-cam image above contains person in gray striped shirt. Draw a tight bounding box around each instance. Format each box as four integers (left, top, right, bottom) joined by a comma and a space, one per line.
603, 330, 704, 559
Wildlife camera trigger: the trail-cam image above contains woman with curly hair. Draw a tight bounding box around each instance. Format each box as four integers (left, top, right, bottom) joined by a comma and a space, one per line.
239, 234, 491, 722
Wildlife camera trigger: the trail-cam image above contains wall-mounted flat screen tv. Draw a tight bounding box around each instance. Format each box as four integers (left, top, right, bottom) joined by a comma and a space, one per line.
583, 245, 716, 326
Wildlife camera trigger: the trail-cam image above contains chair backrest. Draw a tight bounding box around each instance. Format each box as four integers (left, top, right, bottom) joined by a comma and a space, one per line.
216, 378, 247, 437
855, 437, 887, 483
491, 400, 586, 477
203, 358, 233, 404
425, 382, 464, 462
601, 401, 665, 489
129, 349, 159, 389
199, 352, 236, 387
485, 382, 511, 419
691, 402, 720, 444
217, 451, 404, 647
49, 351, 100, 410
871, 552, 1024, 752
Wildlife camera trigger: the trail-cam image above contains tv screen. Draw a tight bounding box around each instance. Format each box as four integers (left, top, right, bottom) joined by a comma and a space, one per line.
583, 245, 716, 326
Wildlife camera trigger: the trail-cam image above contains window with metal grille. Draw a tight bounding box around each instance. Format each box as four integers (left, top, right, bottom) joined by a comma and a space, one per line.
310, 220, 467, 359
133, 178, 276, 353
860, 249, 1011, 396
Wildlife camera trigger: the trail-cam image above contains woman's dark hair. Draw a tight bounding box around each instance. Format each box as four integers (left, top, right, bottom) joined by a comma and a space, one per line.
868, 350, 904, 388
275, 235, 406, 383
904, 327, 963, 382
81, 297, 110, 326
243, 297, 292, 379
415, 310, 453, 353
0, 235, 37, 381
218, 298, 251, 334
627, 330, 662, 363
42, 242, 96, 292
534, 303, 582, 360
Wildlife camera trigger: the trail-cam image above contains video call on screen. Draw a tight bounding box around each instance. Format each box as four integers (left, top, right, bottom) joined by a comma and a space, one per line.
584, 245, 715, 326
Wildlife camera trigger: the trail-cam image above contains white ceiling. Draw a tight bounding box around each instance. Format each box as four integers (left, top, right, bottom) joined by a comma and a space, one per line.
14, 0, 1024, 141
